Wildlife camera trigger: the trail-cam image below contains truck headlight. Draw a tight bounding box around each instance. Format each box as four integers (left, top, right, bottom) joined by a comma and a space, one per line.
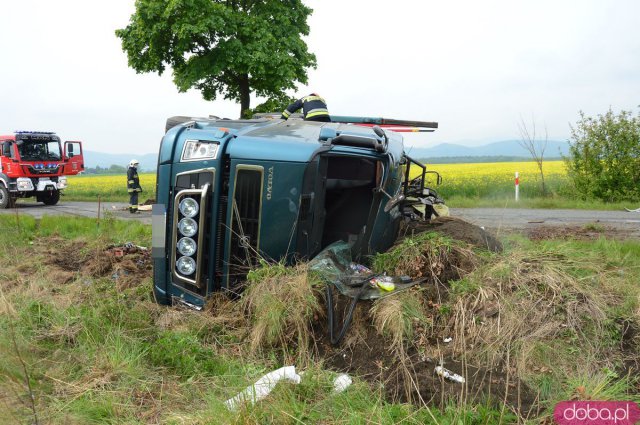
176, 256, 196, 275
178, 218, 198, 237
17, 178, 34, 191
179, 197, 199, 218
177, 237, 197, 256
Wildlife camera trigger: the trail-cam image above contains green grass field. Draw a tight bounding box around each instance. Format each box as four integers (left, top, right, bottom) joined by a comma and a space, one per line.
0, 215, 638, 423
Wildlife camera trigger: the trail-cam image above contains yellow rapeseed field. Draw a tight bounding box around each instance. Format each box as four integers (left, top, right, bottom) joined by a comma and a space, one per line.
412, 160, 569, 198
66, 173, 157, 201
63, 161, 569, 201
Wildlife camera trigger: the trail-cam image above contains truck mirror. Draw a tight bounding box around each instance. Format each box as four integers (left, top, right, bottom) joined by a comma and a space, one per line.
2, 143, 10, 157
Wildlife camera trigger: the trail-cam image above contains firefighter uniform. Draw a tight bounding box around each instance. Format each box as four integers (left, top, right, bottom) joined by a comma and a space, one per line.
127, 160, 142, 213
281, 94, 331, 122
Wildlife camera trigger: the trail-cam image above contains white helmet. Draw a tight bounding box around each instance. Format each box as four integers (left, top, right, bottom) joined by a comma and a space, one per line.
129, 159, 139, 167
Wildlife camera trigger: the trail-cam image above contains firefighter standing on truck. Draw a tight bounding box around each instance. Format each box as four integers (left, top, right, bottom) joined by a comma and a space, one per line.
281, 93, 331, 122
127, 159, 142, 213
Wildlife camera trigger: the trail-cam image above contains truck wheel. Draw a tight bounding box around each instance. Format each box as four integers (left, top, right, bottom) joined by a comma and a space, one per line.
42, 190, 60, 206
0, 185, 10, 209
165, 116, 197, 133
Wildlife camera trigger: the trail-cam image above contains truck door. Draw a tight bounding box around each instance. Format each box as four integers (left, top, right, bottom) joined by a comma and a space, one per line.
64, 141, 84, 175
0, 141, 15, 175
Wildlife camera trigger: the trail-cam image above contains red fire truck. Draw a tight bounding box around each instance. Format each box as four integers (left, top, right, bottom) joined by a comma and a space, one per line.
0, 131, 84, 208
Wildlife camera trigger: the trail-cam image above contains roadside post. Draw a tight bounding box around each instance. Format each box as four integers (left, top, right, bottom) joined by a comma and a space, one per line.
515, 172, 519, 202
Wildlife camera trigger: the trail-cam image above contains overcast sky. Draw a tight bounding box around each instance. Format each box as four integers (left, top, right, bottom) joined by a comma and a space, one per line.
1, 0, 638, 154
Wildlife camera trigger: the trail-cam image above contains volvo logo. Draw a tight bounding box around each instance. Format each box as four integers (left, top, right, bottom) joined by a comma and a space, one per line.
266, 166, 274, 200
238, 236, 251, 248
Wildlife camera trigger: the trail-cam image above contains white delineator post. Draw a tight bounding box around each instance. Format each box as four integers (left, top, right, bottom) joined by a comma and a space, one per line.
515, 172, 520, 202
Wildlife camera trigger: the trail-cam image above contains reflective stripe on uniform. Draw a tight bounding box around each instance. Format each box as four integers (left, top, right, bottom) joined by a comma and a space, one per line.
282, 110, 291, 118
128, 189, 135, 193
128, 180, 135, 184
306, 108, 329, 118
303, 95, 325, 103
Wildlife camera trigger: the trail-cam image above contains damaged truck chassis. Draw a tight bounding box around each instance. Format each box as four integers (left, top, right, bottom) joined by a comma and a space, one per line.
152, 115, 444, 309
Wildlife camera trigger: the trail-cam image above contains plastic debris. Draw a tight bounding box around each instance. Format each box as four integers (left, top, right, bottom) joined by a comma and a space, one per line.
370, 275, 395, 292
443, 337, 453, 343
333, 374, 353, 393
224, 366, 302, 411
435, 366, 465, 384
349, 263, 372, 275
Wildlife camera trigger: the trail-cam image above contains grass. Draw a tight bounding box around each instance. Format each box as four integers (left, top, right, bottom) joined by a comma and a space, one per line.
1, 215, 638, 423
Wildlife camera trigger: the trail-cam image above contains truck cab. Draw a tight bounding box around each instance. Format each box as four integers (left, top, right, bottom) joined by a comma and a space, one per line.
152, 117, 441, 308
0, 131, 84, 208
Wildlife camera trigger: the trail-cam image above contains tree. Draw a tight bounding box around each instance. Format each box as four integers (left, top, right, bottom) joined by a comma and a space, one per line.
517, 115, 548, 195
116, 0, 317, 117
241, 93, 295, 119
565, 108, 640, 202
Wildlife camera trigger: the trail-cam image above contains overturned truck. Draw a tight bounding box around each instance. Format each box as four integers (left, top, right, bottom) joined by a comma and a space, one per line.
152, 115, 444, 308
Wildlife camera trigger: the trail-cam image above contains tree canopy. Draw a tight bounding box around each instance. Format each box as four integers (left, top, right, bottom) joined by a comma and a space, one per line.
566, 108, 640, 202
116, 0, 317, 117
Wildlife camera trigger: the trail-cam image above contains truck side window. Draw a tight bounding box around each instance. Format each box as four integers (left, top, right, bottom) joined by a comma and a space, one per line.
1, 142, 11, 158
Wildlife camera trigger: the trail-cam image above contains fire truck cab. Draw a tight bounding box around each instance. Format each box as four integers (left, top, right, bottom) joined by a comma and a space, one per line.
0, 131, 84, 208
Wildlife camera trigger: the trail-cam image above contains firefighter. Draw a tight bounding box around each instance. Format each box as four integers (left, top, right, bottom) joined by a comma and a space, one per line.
127, 159, 142, 213
281, 93, 331, 122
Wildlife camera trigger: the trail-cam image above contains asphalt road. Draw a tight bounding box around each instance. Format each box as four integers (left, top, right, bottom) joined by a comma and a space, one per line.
0, 201, 153, 224
450, 207, 640, 237
1, 201, 639, 237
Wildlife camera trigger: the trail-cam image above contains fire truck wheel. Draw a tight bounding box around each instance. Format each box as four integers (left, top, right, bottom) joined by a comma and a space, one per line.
0, 185, 10, 209
42, 189, 60, 206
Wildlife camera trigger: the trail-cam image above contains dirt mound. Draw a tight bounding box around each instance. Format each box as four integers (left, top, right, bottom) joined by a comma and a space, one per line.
527, 224, 620, 241
399, 216, 503, 252
39, 237, 152, 289
203, 232, 543, 415
312, 284, 540, 416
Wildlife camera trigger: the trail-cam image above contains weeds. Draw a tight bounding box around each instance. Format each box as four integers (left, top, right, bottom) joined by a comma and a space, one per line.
0, 215, 638, 423
242, 262, 323, 366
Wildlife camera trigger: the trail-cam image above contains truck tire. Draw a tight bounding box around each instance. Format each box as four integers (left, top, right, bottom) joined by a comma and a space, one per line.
42, 189, 60, 206
165, 116, 195, 133
0, 185, 9, 209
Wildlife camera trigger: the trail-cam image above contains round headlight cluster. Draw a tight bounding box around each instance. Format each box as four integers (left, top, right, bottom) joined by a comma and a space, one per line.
176, 256, 196, 275
177, 237, 197, 256
178, 217, 198, 237
179, 197, 199, 218
176, 196, 200, 278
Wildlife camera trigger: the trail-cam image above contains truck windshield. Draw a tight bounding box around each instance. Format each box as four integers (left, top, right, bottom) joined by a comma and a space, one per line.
17, 141, 62, 161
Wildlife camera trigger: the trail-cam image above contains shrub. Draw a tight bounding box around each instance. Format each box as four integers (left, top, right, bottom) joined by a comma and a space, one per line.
565, 108, 640, 201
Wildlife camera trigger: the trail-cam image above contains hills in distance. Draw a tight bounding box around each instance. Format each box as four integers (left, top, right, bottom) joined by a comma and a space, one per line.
405, 139, 569, 163
83, 139, 570, 171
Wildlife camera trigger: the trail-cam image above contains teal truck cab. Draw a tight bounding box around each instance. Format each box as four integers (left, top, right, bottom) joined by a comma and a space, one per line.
152, 116, 443, 308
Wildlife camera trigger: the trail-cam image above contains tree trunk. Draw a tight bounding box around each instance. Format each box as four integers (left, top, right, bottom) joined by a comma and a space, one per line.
537, 160, 547, 196
239, 73, 250, 118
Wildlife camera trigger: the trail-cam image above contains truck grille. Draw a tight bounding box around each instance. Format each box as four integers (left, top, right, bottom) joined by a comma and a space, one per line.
25, 165, 61, 175
228, 166, 263, 288
171, 169, 214, 296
